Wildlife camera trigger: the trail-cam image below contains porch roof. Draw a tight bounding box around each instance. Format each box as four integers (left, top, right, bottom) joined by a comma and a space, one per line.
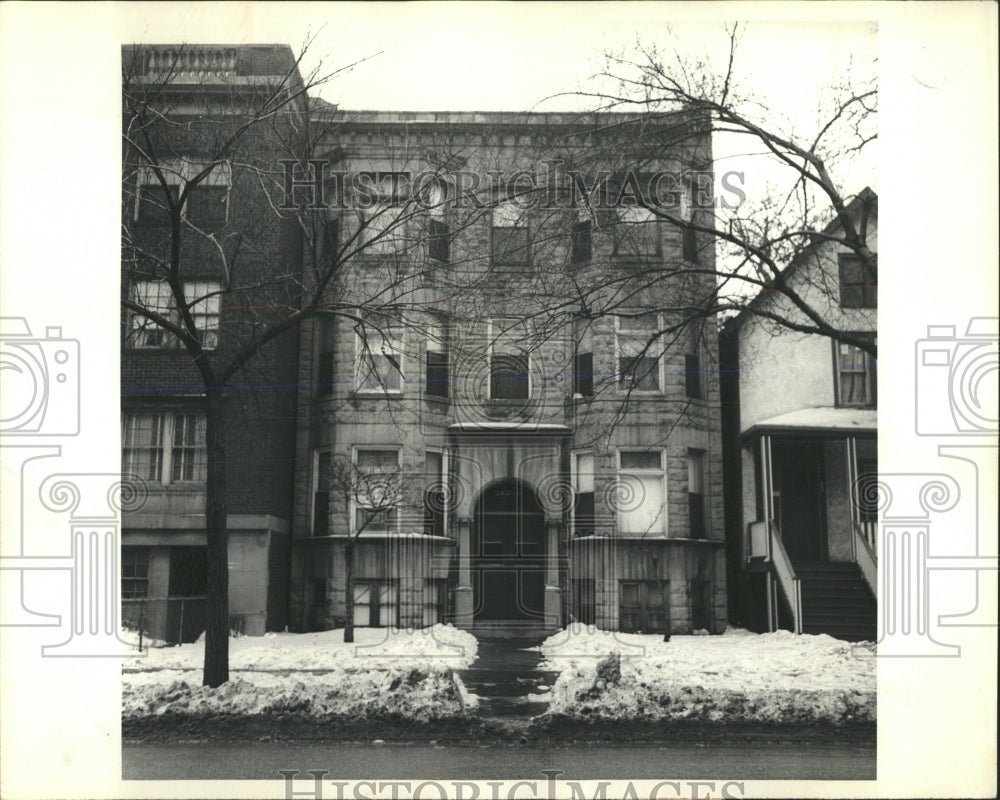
743, 407, 877, 439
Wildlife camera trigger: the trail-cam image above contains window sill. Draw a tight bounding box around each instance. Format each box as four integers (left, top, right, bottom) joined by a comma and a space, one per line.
352, 390, 405, 399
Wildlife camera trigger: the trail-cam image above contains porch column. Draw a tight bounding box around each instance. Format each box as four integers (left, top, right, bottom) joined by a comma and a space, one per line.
759, 434, 777, 632
845, 436, 859, 559
544, 516, 563, 629
453, 516, 473, 628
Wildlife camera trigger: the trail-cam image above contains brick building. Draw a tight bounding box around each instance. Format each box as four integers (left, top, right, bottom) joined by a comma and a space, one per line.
290, 109, 729, 637
120, 45, 305, 641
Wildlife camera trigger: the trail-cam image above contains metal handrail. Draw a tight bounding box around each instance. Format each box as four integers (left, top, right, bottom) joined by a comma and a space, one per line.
852, 521, 878, 597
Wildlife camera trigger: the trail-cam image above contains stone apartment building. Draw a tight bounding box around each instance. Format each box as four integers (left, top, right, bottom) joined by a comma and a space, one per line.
290, 108, 728, 637
120, 45, 305, 641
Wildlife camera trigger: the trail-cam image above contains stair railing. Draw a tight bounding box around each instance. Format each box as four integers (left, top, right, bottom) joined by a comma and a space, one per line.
852, 521, 878, 597
768, 520, 803, 635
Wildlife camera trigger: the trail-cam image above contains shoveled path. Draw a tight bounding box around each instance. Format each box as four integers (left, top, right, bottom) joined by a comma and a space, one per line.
457, 637, 557, 720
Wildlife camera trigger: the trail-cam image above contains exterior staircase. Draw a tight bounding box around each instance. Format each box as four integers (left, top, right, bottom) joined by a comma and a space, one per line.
794, 560, 877, 642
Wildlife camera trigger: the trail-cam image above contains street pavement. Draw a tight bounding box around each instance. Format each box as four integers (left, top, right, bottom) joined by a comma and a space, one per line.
123, 740, 876, 781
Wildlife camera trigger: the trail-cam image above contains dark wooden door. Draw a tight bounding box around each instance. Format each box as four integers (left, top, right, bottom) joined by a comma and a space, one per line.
779, 466, 824, 560
472, 481, 545, 620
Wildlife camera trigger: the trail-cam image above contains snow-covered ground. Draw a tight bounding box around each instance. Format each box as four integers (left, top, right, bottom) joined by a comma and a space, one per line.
539, 626, 875, 724
123, 625, 479, 722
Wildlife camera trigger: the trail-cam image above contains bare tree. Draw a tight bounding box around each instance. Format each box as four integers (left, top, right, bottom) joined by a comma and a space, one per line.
121, 44, 478, 685
326, 454, 406, 644
563, 22, 877, 357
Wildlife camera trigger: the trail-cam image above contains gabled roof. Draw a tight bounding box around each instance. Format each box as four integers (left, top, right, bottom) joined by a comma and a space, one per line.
723, 187, 878, 335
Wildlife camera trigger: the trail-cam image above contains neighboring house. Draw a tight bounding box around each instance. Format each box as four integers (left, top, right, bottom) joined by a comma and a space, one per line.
291, 110, 729, 637
120, 45, 304, 641
721, 189, 878, 641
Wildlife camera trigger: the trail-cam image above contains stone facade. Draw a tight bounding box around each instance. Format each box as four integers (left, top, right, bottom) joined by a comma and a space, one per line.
289, 109, 728, 636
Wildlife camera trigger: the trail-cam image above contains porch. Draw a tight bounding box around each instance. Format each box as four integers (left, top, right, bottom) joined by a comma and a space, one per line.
741, 408, 877, 640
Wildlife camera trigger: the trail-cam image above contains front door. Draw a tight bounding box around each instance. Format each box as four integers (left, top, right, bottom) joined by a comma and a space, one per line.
472, 481, 545, 621
773, 441, 826, 561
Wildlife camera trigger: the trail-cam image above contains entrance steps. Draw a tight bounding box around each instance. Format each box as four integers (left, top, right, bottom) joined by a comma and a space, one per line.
464, 621, 555, 640
794, 560, 877, 642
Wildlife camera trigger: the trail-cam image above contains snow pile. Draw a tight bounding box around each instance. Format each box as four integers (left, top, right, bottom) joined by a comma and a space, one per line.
124, 624, 478, 670
123, 668, 465, 722
540, 626, 875, 724
123, 625, 478, 722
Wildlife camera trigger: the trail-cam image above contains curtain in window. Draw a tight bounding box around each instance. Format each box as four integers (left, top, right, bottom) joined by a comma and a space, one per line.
617, 472, 665, 534
838, 344, 872, 405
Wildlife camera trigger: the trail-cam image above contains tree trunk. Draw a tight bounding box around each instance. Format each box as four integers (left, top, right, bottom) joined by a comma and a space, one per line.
202, 391, 230, 687
344, 539, 355, 644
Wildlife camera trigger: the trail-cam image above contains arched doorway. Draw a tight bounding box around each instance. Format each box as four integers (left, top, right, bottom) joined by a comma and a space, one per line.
471, 480, 545, 621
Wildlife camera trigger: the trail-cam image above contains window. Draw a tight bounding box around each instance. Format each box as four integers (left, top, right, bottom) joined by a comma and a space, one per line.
323, 218, 341, 269
135, 160, 231, 226
353, 448, 400, 533
184, 282, 221, 349
128, 280, 220, 350
573, 317, 594, 397
424, 178, 450, 263
614, 206, 661, 258
423, 579, 447, 626
129, 281, 174, 348
684, 321, 702, 400
171, 414, 206, 481
353, 581, 399, 627
423, 450, 447, 537
356, 172, 409, 255
681, 183, 698, 263
312, 451, 331, 536
121, 547, 149, 599
137, 183, 179, 225
491, 201, 530, 267
616, 313, 662, 393
839, 252, 877, 309
687, 449, 707, 539
122, 412, 206, 485
316, 316, 336, 398
619, 580, 668, 633
425, 323, 449, 398
428, 219, 450, 263
835, 340, 877, 407
359, 205, 406, 254
186, 185, 228, 226
617, 450, 666, 534
489, 319, 531, 400
573, 452, 595, 536
572, 579, 595, 625
355, 317, 404, 394
571, 218, 592, 265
